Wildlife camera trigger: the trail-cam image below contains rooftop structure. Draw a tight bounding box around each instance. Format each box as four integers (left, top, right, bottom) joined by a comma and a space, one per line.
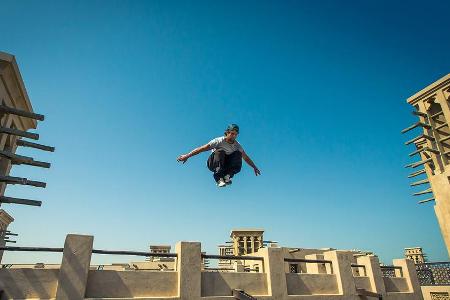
0, 233, 424, 300
405, 247, 427, 264
403, 74, 450, 256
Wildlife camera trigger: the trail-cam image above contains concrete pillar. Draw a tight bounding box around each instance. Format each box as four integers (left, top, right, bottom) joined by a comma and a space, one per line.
0, 209, 14, 263
393, 258, 423, 300
259, 247, 288, 299
55, 234, 93, 300
305, 254, 327, 274
176, 241, 201, 300
323, 250, 357, 296
357, 255, 386, 295
233, 237, 239, 256
250, 236, 255, 253
243, 236, 248, 254
234, 260, 245, 272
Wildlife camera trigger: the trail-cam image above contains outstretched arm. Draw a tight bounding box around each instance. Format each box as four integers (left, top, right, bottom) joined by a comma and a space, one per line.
242, 151, 261, 176
177, 143, 211, 164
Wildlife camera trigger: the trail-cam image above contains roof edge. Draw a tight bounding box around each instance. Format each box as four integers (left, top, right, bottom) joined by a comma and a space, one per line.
0, 51, 37, 129
407, 73, 450, 105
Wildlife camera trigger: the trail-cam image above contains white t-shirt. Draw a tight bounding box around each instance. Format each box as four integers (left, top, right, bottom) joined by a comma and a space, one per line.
208, 136, 244, 155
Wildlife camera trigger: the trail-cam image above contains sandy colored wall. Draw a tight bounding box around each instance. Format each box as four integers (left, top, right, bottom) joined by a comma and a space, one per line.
384, 277, 410, 292
0, 235, 424, 300
85, 270, 178, 298
201, 271, 268, 297
353, 276, 372, 291
286, 274, 339, 295
421, 286, 450, 300
0, 269, 58, 299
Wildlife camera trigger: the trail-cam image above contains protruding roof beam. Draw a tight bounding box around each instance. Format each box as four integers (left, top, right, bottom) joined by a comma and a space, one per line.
0, 104, 44, 121
410, 179, 429, 187
408, 169, 426, 178
0, 127, 39, 140
405, 134, 434, 145
4, 232, 18, 236
413, 188, 433, 196
0, 175, 46, 188
409, 147, 440, 157
16, 139, 55, 152
0, 150, 50, 168
0, 196, 42, 207
412, 111, 428, 118
431, 111, 444, 119
401, 122, 432, 134
435, 123, 449, 130
418, 198, 435, 204
405, 158, 433, 168
440, 136, 450, 143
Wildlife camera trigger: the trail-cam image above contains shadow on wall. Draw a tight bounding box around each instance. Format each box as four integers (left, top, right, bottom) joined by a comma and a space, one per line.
57, 241, 88, 299
85, 270, 178, 298
0, 269, 58, 299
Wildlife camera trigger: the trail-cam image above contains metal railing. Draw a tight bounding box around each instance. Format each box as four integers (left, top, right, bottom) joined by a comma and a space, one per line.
351, 264, 367, 276
0, 246, 177, 258
416, 261, 450, 286
284, 258, 333, 274
202, 254, 263, 261
380, 265, 403, 278
201, 254, 264, 273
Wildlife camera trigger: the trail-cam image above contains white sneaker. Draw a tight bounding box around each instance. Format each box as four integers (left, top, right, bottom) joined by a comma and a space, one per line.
217, 178, 226, 187
224, 174, 232, 185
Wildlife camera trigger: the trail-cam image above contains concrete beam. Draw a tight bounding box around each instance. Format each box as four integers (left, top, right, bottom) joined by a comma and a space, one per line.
55, 234, 93, 300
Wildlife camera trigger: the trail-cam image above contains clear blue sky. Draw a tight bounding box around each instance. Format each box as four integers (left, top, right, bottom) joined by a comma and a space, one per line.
1, 0, 449, 265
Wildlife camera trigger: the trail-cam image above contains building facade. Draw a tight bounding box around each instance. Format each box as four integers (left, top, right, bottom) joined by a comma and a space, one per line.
405, 247, 427, 264
403, 73, 450, 257
0, 233, 424, 300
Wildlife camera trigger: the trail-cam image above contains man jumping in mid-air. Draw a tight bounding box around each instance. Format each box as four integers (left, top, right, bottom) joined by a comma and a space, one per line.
177, 124, 261, 187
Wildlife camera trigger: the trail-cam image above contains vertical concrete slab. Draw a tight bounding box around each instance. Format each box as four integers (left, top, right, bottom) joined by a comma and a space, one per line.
305, 254, 327, 274
176, 241, 201, 300
260, 247, 288, 299
324, 250, 357, 296
0, 209, 14, 263
55, 234, 93, 300
357, 255, 386, 295
393, 258, 423, 300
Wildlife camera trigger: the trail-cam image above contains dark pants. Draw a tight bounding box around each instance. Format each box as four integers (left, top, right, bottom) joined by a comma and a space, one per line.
207, 150, 242, 182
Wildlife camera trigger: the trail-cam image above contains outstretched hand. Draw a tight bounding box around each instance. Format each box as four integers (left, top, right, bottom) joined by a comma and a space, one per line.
254, 167, 261, 176
177, 154, 189, 164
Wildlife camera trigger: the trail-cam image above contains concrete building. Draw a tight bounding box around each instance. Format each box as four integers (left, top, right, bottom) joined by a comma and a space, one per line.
405, 247, 427, 264
0, 51, 42, 262
230, 228, 264, 256
0, 51, 54, 264
217, 229, 265, 271
0, 233, 424, 300
403, 73, 450, 257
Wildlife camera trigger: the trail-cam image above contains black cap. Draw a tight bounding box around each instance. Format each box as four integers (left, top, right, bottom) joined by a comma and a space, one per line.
226, 124, 239, 133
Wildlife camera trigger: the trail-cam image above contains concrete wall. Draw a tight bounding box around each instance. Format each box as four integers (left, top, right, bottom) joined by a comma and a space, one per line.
201, 272, 267, 296
353, 276, 372, 291
286, 274, 338, 295
421, 286, 450, 300
384, 278, 410, 293
0, 268, 58, 299
0, 234, 425, 300
85, 270, 178, 298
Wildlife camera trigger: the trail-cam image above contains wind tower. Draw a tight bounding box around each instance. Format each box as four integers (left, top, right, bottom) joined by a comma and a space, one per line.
402, 73, 450, 256
230, 228, 264, 256
0, 52, 54, 261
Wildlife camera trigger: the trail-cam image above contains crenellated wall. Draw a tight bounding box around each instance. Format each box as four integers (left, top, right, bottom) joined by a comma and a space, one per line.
0, 234, 424, 300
